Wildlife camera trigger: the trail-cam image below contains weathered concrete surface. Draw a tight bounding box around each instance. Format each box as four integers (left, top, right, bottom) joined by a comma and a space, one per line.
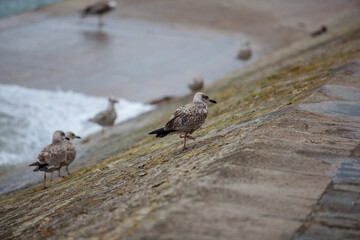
293, 58, 360, 240
1, 15, 360, 240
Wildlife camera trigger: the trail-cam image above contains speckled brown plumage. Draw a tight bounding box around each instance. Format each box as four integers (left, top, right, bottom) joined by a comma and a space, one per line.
164, 102, 208, 134
29, 130, 68, 189
63, 132, 81, 175
149, 92, 217, 150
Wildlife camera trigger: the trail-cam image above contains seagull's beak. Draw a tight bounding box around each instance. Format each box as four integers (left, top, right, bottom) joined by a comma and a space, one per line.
76, 136, 81, 139
65, 137, 70, 140
209, 99, 217, 104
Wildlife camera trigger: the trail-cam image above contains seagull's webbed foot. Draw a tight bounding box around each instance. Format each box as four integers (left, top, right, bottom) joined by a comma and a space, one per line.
58, 170, 66, 178
42, 186, 48, 190
182, 146, 188, 151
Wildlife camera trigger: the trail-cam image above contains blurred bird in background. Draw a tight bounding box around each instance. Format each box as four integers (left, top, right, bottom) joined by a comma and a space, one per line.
89, 97, 118, 134
237, 40, 252, 61
80, 0, 117, 27
188, 76, 204, 93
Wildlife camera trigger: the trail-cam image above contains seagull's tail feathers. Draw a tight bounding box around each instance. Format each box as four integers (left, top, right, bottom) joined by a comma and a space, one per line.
149, 128, 176, 138
29, 161, 48, 172
29, 161, 40, 167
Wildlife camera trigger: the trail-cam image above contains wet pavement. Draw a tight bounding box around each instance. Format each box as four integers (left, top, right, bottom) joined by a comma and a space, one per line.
1, 0, 360, 102
0, 15, 246, 102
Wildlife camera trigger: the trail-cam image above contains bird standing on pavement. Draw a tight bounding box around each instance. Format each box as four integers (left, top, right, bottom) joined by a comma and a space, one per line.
80, 1, 117, 27
149, 92, 217, 150
237, 40, 252, 60
62, 132, 81, 176
29, 130, 69, 189
89, 97, 118, 128
188, 76, 204, 92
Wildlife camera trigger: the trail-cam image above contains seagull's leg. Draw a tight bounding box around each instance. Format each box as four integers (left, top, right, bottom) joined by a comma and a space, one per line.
66, 165, 71, 176
50, 172, 53, 182
181, 135, 195, 141
43, 173, 47, 189
98, 15, 104, 27
182, 133, 188, 151
187, 135, 196, 141
101, 128, 105, 139
58, 169, 65, 178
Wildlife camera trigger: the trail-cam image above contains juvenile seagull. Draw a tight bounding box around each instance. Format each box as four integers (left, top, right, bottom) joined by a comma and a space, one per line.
149, 92, 217, 150
90, 97, 118, 128
62, 132, 81, 176
80, 0, 117, 26
29, 130, 69, 189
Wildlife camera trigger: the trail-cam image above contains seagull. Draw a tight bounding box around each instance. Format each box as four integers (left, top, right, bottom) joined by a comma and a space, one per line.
237, 40, 252, 60
149, 92, 217, 150
80, 0, 117, 27
89, 97, 118, 129
188, 76, 204, 92
29, 130, 69, 189
311, 25, 327, 37
62, 132, 81, 176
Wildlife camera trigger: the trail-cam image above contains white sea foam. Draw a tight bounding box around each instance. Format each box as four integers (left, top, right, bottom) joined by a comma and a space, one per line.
0, 84, 154, 165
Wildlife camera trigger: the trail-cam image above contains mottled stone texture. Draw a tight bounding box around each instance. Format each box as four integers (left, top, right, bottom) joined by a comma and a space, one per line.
1, 15, 360, 240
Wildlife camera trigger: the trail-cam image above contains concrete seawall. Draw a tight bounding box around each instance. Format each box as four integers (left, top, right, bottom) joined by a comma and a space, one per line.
1, 14, 360, 240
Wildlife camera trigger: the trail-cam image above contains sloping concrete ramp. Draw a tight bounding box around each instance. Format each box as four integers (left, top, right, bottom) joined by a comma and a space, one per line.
1, 14, 360, 240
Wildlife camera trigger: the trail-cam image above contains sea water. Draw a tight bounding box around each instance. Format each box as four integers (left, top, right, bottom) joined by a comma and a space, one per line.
0, 0, 64, 19
0, 84, 153, 166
